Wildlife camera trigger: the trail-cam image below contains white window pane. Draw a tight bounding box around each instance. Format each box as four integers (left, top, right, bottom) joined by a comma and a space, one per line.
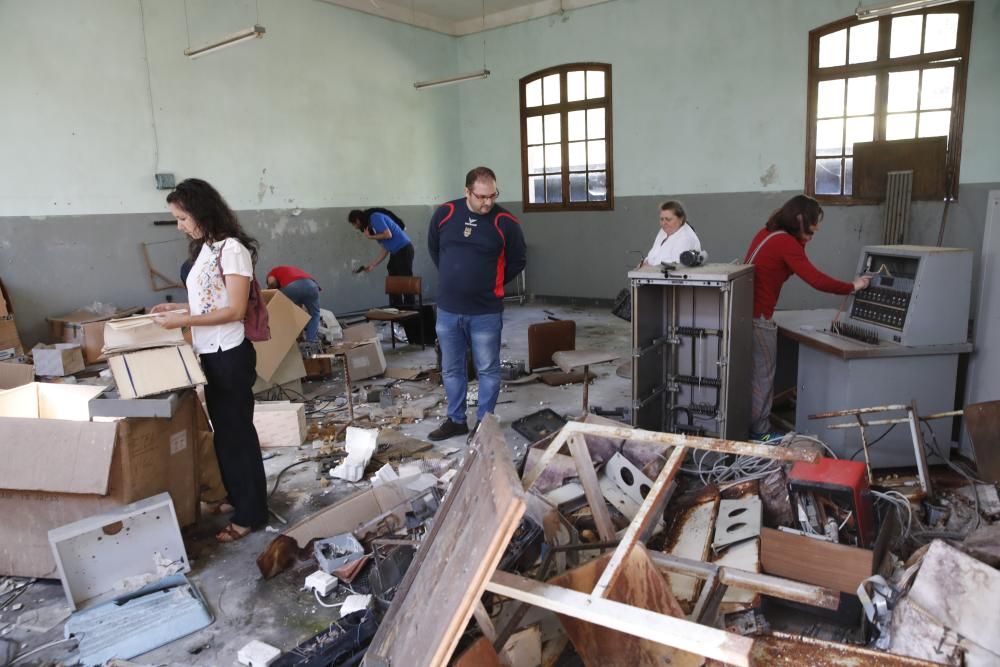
849, 21, 879, 64
846, 75, 876, 116
819, 29, 846, 68
588, 172, 607, 201
528, 175, 544, 204
546, 175, 562, 203
845, 116, 874, 156
844, 158, 854, 196
920, 67, 954, 110
816, 118, 844, 157
543, 113, 561, 143
924, 13, 958, 53
527, 146, 545, 174
567, 71, 585, 102
526, 116, 543, 145
886, 113, 917, 140
887, 70, 919, 112
890, 15, 923, 58
815, 158, 842, 195
587, 140, 606, 170
544, 143, 562, 173
568, 141, 586, 171
525, 79, 542, 108
587, 108, 605, 139
543, 73, 560, 105
569, 173, 587, 202
568, 110, 585, 141
918, 110, 950, 138
586, 70, 605, 99
817, 79, 845, 118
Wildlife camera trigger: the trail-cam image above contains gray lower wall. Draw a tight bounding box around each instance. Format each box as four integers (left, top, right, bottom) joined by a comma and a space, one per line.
1, 183, 996, 348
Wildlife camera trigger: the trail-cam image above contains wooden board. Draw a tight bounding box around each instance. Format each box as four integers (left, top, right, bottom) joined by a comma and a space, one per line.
547, 546, 700, 667
527, 320, 575, 372
453, 636, 502, 667
759, 527, 873, 595
853, 137, 947, 200
364, 414, 526, 667
965, 400, 1000, 484
487, 569, 753, 667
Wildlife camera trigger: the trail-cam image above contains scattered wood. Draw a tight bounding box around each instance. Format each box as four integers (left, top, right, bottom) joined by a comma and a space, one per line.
760, 527, 873, 595
567, 433, 616, 542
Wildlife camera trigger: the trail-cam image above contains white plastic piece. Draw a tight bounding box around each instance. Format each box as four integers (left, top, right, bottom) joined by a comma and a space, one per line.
330, 427, 378, 482
340, 593, 372, 618
305, 570, 338, 597
237, 639, 282, 667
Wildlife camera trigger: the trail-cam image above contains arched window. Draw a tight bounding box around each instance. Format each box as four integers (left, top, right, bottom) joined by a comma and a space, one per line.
806, 2, 972, 201
519, 63, 614, 211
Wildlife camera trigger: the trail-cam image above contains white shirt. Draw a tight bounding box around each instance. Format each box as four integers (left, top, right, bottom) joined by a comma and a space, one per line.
187, 239, 254, 354
645, 223, 701, 266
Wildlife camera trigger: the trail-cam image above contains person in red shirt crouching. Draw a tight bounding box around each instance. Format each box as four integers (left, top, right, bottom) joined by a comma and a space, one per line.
266, 265, 321, 343
743, 195, 870, 441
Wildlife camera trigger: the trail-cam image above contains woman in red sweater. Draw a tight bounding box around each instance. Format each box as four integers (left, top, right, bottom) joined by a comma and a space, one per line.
743, 195, 870, 440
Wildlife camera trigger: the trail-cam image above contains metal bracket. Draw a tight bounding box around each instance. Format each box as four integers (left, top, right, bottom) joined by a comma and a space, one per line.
712, 498, 762, 551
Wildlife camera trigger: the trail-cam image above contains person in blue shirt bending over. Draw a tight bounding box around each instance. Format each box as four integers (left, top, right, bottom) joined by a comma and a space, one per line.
348, 207, 415, 306
426, 166, 527, 442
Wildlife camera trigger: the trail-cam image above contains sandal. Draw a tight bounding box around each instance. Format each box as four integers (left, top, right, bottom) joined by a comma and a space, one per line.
204, 500, 235, 515
215, 523, 251, 543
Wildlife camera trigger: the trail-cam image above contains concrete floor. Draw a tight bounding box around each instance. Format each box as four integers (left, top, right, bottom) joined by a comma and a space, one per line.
5, 302, 632, 666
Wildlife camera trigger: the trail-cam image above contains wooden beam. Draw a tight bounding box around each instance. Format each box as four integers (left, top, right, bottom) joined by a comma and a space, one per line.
485, 571, 753, 667
561, 421, 818, 462
472, 600, 497, 644
521, 428, 570, 491
567, 433, 616, 542
591, 445, 687, 599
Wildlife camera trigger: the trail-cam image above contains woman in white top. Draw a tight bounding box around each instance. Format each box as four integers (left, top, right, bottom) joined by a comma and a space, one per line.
641, 200, 702, 267
151, 178, 267, 543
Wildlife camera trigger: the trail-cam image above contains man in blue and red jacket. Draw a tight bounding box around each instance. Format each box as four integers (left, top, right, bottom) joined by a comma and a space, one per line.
427, 166, 527, 441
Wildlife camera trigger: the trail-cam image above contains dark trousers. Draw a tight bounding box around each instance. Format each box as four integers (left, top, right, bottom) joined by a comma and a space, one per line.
387, 243, 415, 307
200, 338, 268, 528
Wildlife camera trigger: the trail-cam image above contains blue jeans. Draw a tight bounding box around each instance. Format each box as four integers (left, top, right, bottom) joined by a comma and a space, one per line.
280, 279, 321, 342
436, 308, 503, 424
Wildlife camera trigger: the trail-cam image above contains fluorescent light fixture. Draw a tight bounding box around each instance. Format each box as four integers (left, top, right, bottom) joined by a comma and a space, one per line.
414, 69, 490, 90
184, 25, 265, 59
856, 0, 956, 19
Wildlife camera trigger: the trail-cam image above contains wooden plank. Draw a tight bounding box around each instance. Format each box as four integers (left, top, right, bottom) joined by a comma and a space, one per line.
486, 569, 753, 667
567, 433, 616, 542
562, 421, 818, 463
521, 428, 570, 491
853, 137, 947, 201
547, 545, 698, 667
591, 445, 687, 599
365, 414, 526, 667
759, 527, 873, 595
472, 601, 497, 643
453, 636, 503, 667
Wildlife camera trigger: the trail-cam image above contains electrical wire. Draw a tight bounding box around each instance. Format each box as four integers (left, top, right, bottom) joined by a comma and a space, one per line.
848, 423, 896, 461
314, 588, 342, 608
269, 458, 320, 498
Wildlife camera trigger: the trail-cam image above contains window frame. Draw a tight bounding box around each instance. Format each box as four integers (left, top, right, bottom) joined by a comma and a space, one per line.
805, 2, 973, 204
519, 63, 614, 212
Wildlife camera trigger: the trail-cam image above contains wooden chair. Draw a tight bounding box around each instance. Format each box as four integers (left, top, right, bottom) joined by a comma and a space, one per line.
365, 276, 426, 349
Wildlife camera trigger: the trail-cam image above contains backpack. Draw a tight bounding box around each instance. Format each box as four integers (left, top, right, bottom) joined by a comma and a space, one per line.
365, 207, 406, 231
216, 241, 271, 342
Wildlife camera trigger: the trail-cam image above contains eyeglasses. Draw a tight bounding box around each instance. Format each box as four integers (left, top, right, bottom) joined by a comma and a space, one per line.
470, 190, 500, 202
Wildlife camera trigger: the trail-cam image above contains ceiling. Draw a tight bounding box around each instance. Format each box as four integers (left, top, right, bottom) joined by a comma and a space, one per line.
317, 0, 614, 35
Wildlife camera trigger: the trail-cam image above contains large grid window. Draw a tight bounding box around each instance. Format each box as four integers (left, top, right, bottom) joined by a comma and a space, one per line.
806, 3, 972, 201
520, 63, 613, 211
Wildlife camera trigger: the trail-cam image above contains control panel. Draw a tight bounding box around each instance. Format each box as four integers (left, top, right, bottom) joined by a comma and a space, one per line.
836, 245, 972, 347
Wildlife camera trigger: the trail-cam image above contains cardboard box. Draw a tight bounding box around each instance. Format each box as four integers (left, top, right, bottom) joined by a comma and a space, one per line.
108, 345, 206, 399
303, 355, 333, 378
253, 344, 307, 394
0, 316, 23, 360
48, 306, 143, 364
0, 362, 34, 390
341, 322, 387, 380
254, 290, 311, 383
0, 384, 199, 577
32, 343, 85, 377
102, 313, 185, 354
254, 401, 307, 448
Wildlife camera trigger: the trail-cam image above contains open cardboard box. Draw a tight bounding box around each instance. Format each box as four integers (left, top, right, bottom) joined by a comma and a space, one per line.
340, 322, 387, 381
0, 383, 200, 577
108, 344, 206, 399
254, 289, 311, 384
48, 306, 143, 364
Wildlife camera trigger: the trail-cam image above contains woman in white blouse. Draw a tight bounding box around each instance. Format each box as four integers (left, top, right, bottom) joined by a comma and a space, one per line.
151, 178, 267, 543
641, 201, 702, 267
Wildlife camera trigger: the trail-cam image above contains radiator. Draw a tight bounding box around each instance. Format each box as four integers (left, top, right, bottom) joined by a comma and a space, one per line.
882, 170, 913, 245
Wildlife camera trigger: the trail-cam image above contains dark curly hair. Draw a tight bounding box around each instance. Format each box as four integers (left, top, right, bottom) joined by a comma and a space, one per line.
167, 178, 259, 265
